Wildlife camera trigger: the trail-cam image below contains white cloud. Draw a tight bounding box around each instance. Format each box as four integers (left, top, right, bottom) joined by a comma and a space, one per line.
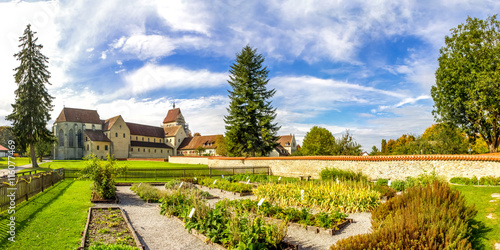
155, 0, 212, 35
122, 64, 227, 95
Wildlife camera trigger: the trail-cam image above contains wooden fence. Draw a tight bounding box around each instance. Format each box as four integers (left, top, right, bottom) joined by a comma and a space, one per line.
0, 169, 64, 212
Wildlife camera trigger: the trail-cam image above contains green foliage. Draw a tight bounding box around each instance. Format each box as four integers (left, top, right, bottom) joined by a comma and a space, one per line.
198, 177, 253, 193
450, 176, 500, 186
231, 174, 298, 184
320, 167, 367, 182
6, 24, 54, 167
390, 180, 406, 192
130, 183, 162, 202
371, 185, 396, 199
159, 189, 287, 248
224, 45, 280, 157
331, 181, 478, 249
218, 199, 348, 229
195, 146, 205, 156
89, 243, 138, 250
301, 126, 336, 155
79, 154, 127, 199
214, 135, 227, 156
333, 130, 362, 156
369, 146, 379, 156
375, 178, 388, 186
432, 15, 500, 153
0, 126, 14, 150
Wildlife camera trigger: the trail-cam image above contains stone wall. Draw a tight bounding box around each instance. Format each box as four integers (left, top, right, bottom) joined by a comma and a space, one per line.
169, 156, 210, 165
208, 155, 500, 180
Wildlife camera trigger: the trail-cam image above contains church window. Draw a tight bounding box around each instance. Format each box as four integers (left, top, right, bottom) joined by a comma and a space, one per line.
69, 129, 74, 147
178, 139, 180, 142
143, 149, 145, 152
148, 149, 150, 152
123, 133, 125, 138
86, 144, 89, 151
105, 145, 108, 151
131, 148, 133, 152
58, 129, 64, 146
154, 138, 156, 142
116, 133, 118, 137
155, 149, 156, 153
148, 138, 150, 142
136, 136, 138, 140
161, 150, 163, 153
97, 145, 100, 150
77, 130, 83, 147
92, 125, 95, 131
142, 137, 144, 141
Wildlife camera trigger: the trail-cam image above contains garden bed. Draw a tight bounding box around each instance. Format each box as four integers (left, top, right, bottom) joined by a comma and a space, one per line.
91, 192, 119, 203
80, 206, 143, 249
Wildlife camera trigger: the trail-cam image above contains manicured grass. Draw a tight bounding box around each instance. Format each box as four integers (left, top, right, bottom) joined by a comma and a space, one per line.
453, 185, 500, 249
0, 157, 41, 169
0, 180, 93, 249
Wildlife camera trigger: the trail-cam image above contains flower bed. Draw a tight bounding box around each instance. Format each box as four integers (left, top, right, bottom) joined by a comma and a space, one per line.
254, 181, 380, 213
130, 182, 216, 203
80, 207, 143, 249
218, 199, 350, 234
198, 177, 253, 193
159, 189, 293, 249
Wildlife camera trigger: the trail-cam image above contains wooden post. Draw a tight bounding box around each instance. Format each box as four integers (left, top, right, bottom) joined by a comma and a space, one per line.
25, 181, 29, 201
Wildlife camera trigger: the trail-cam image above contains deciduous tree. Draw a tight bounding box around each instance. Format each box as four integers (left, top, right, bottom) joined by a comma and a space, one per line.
6, 25, 54, 167
432, 15, 500, 153
301, 126, 336, 156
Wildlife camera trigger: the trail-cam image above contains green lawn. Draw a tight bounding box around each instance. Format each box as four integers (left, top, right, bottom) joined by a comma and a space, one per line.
29, 159, 208, 170
0, 157, 42, 169
0, 180, 93, 249
453, 185, 500, 249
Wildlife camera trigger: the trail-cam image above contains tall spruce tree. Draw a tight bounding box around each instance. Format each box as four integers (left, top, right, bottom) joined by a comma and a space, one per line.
6, 24, 54, 168
224, 45, 280, 157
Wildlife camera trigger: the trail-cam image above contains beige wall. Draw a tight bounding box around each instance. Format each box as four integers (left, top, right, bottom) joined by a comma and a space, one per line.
106, 117, 130, 159
178, 148, 216, 156
169, 156, 210, 165
129, 146, 171, 158
84, 141, 111, 160
208, 156, 500, 181
130, 135, 165, 144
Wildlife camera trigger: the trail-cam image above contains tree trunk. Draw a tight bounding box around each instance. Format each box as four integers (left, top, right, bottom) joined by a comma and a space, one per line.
488, 142, 498, 153
30, 142, 38, 168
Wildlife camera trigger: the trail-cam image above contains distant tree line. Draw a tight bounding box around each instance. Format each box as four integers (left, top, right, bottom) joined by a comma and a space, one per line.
370, 123, 489, 156
292, 126, 362, 156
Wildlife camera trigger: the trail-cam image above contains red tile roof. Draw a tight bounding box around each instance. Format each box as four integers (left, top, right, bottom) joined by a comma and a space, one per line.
131, 141, 172, 149
84, 130, 111, 142
0, 145, 8, 152
164, 125, 182, 136
102, 116, 121, 131
163, 108, 181, 123
126, 122, 164, 138
178, 135, 220, 150
55, 108, 101, 124
277, 135, 293, 147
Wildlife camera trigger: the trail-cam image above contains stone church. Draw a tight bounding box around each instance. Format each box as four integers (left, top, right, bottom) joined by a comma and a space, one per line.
52, 106, 220, 160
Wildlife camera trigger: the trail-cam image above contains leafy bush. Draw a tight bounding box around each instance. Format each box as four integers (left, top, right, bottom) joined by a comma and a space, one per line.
79, 153, 126, 199
198, 177, 253, 193
320, 167, 367, 182
159, 189, 287, 248
376, 178, 388, 186
330, 181, 477, 249
390, 180, 406, 192
449, 175, 500, 186
130, 183, 162, 202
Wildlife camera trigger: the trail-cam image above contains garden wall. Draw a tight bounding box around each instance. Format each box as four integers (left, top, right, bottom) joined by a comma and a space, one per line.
207, 155, 500, 180
169, 156, 210, 165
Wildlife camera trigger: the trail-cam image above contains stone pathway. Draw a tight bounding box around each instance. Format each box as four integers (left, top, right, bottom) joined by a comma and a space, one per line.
116, 186, 217, 250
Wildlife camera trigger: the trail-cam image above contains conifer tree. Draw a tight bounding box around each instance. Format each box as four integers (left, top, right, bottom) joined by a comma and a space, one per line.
224, 45, 280, 157
6, 25, 54, 168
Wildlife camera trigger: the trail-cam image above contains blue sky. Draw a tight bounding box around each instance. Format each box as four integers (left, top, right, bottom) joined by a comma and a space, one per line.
0, 0, 499, 151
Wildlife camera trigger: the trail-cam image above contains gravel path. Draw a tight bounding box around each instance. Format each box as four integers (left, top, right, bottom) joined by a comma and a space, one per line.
179, 185, 373, 250
116, 186, 218, 250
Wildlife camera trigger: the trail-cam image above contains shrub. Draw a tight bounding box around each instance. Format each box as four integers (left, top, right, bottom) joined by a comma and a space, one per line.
375, 178, 388, 186
372, 185, 396, 199
320, 167, 367, 182
330, 181, 477, 249
449, 175, 500, 186
130, 183, 162, 202
79, 153, 126, 199
390, 180, 406, 192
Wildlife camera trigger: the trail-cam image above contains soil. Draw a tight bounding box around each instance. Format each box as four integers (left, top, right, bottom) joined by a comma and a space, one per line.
85, 207, 137, 248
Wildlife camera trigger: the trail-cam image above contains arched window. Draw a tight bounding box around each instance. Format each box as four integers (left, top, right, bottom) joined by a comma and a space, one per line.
68, 129, 74, 147
77, 130, 83, 147
86, 144, 89, 151
58, 129, 64, 146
